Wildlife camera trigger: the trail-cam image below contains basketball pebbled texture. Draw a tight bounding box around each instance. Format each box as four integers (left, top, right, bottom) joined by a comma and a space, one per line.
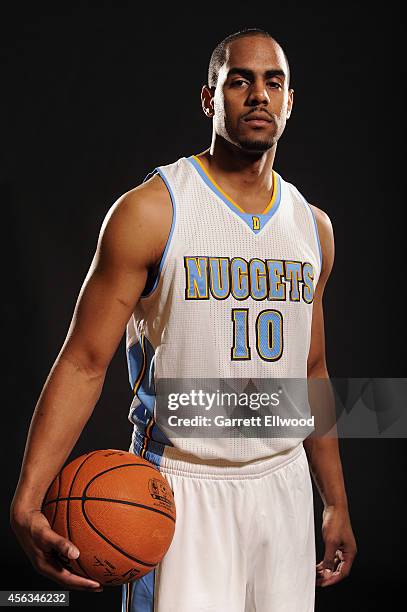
42, 449, 176, 585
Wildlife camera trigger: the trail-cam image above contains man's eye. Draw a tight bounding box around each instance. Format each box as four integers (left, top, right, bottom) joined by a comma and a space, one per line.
231, 80, 249, 87
268, 81, 282, 89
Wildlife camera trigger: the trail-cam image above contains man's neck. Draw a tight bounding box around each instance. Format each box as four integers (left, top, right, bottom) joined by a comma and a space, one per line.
199, 138, 276, 197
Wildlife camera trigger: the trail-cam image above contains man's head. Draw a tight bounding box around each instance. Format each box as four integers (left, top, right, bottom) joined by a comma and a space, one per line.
202, 29, 294, 154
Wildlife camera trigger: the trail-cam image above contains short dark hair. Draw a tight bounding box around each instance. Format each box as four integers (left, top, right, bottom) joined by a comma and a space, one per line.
208, 28, 290, 89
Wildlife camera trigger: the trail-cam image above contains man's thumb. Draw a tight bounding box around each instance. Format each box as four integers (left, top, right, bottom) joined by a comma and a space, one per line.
55, 536, 80, 560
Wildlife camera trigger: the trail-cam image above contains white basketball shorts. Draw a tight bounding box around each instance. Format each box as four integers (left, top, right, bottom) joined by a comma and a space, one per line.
121, 442, 315, 612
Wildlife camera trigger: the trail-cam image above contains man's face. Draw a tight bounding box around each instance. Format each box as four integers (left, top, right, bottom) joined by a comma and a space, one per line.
208, 36, 293, 153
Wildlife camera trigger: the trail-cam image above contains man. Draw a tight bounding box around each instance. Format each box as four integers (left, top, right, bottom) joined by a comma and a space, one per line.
11, 28, 356, 611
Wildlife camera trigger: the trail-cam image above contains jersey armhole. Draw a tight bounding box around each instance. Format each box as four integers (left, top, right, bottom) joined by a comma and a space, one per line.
140, 167, 177, 299
294, 187, 323, 274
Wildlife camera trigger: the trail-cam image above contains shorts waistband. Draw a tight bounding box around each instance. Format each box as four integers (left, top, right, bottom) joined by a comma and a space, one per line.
157, 443, 305, 480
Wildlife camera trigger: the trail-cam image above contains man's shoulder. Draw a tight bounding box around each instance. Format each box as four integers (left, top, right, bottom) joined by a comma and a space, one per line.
111, 173, 173, 238
100, 173, 173, 268
308, 203, 333, 235
120, 172, 172, 214
115, 156, 188, 239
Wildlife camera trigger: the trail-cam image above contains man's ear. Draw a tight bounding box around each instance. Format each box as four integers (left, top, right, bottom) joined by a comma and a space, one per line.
201, 85, 215, 118
286, 88, 294, 120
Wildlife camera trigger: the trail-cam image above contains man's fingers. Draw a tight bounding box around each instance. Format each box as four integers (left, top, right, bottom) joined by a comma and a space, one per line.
12, 510, 102, 592
317, 547, 355, 587
316, 548, 342, 587
317, 550, 341, 571
36, 550, 102, 591
322, 538, 340, 571
317, 560, 351, 587
33, 524, 80, 560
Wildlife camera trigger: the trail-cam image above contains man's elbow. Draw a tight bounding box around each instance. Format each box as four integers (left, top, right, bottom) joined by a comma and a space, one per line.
307, 358, 329, 378
57, 348, 108, 382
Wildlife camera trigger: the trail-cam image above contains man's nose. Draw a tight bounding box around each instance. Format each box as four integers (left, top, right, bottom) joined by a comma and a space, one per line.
247, 81, 270, 105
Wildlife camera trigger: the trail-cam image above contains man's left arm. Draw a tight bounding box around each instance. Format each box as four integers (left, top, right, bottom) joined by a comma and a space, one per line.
304, 204, 357, 587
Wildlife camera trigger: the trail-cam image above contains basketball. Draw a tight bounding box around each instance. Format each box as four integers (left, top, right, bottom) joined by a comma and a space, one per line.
42, 449, 176, 586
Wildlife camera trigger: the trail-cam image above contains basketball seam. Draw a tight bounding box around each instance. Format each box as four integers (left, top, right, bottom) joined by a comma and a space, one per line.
84, 463, 160, 493
50, 473, 60, 529
66, 450, 101, 580
82, 463, 175, 523
81, 502, 159, 568
43, 496, 175, 523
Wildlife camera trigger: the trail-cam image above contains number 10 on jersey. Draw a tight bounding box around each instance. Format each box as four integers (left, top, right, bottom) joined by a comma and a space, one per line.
231, 308, 283, 361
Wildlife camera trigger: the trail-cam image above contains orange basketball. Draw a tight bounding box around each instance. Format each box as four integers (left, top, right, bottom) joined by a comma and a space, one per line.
42, 449, 176, 586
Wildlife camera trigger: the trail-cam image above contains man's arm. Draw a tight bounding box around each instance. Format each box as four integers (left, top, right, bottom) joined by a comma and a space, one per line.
10, 174, 172, 591
304, 205, 357, 587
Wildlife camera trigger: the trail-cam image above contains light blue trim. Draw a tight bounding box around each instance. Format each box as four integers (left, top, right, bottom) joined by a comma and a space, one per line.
131, 429, 168, 467
121, 569, 155, 612
143, 169, 158, 183
310, 206, 323, 270
121, 583, 129, 612
140, 167, 177, 299
297, 192, 323, 271
127, 332, 172, 467
127, 338, 156, 412
186, 156, 281, 235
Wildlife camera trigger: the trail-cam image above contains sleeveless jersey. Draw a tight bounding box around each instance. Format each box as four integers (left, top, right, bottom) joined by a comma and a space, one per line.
125, 155, 322, 466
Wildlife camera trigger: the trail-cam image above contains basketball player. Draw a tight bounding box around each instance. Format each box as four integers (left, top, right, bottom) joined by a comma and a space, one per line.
11, 29, 356, 611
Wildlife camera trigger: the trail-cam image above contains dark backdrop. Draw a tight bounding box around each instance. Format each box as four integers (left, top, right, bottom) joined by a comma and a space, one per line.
2, 2, 406, 611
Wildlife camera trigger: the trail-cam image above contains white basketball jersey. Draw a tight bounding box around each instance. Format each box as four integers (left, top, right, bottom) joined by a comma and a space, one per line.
126, 155, 322, 466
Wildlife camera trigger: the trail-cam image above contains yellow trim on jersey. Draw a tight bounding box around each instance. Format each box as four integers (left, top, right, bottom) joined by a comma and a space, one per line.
141, 416, 155, 459
125, 582, 131, 612
192, 155, 277, 215
133, 332, 146, 394
262, 171, 277, 213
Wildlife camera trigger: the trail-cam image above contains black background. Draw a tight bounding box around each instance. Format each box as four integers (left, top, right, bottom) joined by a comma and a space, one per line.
2, 1, 406, 610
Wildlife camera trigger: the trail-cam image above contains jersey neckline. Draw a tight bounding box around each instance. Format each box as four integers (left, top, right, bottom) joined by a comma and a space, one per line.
185, 154, 282, 236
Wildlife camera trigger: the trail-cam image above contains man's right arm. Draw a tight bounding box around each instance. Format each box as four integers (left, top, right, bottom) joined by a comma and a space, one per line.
10, 174, 172, 591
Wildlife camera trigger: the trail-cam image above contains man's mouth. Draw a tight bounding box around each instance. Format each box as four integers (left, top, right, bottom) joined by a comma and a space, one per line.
243, 112, 273, 127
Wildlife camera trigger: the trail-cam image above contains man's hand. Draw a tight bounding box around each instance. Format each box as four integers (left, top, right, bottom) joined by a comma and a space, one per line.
316, 504, 357, 587
10, 508, 103, 592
